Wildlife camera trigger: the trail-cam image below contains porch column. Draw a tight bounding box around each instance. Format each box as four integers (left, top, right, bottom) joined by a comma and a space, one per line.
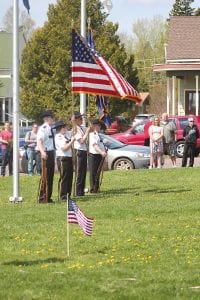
172, 76, 176, 115
8, 98, 12, 122
167, 77, 170, 114
195, 75, 199, 116
177, 78, 181, 115
2, 98, 5, 123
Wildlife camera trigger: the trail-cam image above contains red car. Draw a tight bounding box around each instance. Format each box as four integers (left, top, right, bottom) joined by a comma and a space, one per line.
111, 115, 200, 158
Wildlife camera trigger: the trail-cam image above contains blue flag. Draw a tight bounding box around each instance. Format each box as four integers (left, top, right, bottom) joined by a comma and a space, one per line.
87, 27, 111, 128
23, 0, 30, 13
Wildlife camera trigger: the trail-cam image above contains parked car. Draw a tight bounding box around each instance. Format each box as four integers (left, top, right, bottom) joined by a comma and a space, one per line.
99, 133, 150, 170
111, 115, 200, 158
132, 114, 155, 125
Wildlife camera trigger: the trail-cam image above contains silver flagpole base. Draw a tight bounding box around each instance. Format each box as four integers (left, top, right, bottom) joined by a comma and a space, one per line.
9, 196, 23, 203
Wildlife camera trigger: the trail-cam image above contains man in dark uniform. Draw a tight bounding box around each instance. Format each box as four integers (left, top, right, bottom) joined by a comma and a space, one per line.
72, 111, 91, 196
37, 110, 55, 203
89, 119, 107, 193
182, 117, 199, 167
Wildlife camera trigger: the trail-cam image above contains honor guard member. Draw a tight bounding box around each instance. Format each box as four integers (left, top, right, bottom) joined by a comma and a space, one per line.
54, 121, 75, 201
89, 119, 107, 193
37, 110, 55, 203
72, 111, 91, 196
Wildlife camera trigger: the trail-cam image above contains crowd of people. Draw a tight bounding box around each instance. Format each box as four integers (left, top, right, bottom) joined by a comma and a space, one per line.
147, 113, 199, 169
0, 110, 200, 203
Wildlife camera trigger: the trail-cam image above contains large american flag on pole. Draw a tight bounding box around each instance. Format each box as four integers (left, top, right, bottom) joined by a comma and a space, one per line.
68, 199, 94, 236
71, 29, 141, 103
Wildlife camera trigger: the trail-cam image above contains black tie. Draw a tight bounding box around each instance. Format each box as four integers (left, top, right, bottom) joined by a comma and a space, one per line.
51, 128, 56, 149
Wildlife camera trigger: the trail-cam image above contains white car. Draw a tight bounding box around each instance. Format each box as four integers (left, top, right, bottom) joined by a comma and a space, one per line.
99, 133, 150, 170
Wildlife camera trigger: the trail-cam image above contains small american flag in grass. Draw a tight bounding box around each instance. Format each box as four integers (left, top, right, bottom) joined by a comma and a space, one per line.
68, 199, 94, 236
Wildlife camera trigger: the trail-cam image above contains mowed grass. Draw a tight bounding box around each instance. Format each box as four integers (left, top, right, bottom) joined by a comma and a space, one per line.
0, 167, 200, 300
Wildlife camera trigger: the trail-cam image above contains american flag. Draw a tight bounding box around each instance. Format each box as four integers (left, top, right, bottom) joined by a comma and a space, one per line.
68, 199, 94, 236
71, 29, 141, 103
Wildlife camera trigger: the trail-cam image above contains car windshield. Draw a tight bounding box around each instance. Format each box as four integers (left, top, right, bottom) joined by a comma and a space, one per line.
99, 133, 126, 149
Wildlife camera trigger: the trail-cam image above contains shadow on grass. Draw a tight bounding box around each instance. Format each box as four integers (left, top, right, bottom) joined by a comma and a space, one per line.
144, 188, 191, 194
3, 257, 65, 266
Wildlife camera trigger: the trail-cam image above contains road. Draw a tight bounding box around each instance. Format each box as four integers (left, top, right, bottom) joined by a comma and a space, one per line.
163, 156, 200, 168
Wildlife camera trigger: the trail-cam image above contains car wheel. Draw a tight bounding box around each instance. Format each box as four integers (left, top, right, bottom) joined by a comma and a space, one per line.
113, 158, 134, 170
175, 141, 185, 158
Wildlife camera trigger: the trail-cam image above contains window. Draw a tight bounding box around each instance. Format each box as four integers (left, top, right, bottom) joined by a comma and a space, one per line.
185, 91, 200, 115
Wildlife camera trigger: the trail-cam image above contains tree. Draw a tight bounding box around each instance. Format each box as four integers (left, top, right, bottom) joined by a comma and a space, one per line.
131, 16, 167, 91
169, 0, 195, 16
3, 6, 35, 40
20, 0, 139, 123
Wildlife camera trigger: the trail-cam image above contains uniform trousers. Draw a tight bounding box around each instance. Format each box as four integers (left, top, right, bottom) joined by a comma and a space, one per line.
75, 150, 87, 196
89, 153, 102, 192
57, 156, 73, 200
182, 143, 196, 167
46, 150, 55, 201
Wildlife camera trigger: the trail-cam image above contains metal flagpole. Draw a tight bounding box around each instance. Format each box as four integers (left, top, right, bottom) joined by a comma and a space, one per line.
66, 195, 70, 257
9, 0, 23, 203
80, 0, 87, 124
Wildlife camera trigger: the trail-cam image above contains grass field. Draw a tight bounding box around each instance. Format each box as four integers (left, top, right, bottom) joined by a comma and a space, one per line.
0, 167, 200, 300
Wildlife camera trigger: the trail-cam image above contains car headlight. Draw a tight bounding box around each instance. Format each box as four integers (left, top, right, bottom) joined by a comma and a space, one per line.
133, 152, 150, 158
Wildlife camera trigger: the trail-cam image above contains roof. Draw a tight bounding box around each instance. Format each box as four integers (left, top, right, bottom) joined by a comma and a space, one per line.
0, 31, 12, 69
153, 63, 200, 72
166, 16, 200, 61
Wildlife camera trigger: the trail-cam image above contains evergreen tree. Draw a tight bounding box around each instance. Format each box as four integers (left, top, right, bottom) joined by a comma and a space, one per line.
170, 0, 195, 16
20, 0, 139, 123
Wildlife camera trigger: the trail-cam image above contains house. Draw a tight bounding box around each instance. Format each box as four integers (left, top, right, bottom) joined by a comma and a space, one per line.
0, 28, 29, 125
153, 16, 200, 116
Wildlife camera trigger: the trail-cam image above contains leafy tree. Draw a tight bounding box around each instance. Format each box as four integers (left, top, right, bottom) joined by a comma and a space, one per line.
3, 6, 35, 40
20, 0, 139, 123
169, 0, 195, 16
131, 16, 167, 91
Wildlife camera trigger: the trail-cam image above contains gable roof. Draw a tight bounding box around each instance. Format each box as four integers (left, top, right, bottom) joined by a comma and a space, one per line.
166, 16, 200, 62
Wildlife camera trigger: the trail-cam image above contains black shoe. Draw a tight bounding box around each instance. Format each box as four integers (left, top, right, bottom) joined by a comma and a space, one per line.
48, 199, 55, 204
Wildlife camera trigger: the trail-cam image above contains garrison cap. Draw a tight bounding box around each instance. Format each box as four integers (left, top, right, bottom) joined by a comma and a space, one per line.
41, 110, 54, 118
72, 111, 83, 119
53, 120, 66, 129
91, 118, 101, 125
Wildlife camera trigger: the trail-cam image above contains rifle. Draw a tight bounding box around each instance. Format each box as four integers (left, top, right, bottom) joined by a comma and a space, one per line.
37, 158, 48, 203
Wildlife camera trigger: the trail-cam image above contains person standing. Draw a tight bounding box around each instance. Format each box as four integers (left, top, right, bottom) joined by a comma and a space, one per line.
161, 113, 177, 167
37, 110, 55, 203
148, 116, 163, 169
54, 121, 75, 201
89, 119, 107, 193
25, 123, 41, 176
72, 111, 91, 197
0, 121, 13, 176
182, 117, 199, 167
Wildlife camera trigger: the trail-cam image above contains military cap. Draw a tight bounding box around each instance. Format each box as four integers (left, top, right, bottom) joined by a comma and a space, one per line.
41, 110, 54, 118
72, 111, 83, 119
91, 118, 101, 125
53, 120, 66, 129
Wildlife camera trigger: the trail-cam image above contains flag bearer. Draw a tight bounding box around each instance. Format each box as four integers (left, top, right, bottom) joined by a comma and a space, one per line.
54, 121, 74, 201
89, 119, 107, 193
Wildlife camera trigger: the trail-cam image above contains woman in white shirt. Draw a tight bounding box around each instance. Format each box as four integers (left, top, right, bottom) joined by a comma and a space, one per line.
55, 121, 75, 201
148, 116, 163, 169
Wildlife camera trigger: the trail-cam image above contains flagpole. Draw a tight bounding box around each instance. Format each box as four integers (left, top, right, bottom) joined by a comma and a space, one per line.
66, 195, 70, 257
80, 0, 87, 124
9, 0, 22, 203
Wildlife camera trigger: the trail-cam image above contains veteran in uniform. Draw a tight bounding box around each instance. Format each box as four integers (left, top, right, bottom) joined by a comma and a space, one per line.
54, 121, 75, 201
72, 111, 91, 196
37, 110, 55, 203
89, 119, 107, 193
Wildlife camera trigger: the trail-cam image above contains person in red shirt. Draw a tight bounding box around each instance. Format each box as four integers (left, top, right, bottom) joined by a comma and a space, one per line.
0, 121, 13, 176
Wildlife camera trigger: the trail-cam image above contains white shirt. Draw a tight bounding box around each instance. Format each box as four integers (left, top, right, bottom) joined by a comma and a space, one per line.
37, 122, 54, 151
55, 131, 72, 157
89, 131, 105, 154
74, 125, 87, 151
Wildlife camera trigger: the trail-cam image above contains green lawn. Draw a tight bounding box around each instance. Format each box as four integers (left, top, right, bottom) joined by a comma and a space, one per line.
0, 168, 200, 300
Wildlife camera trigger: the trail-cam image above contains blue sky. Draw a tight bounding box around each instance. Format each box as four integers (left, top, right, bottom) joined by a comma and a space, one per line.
0, 0, 199, 34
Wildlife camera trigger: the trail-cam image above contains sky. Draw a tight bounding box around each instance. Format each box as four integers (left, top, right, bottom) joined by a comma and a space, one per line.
0, 0, 199, 34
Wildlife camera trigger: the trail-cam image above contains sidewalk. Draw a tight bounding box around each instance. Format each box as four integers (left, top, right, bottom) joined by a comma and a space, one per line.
163, 156, 200, 168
